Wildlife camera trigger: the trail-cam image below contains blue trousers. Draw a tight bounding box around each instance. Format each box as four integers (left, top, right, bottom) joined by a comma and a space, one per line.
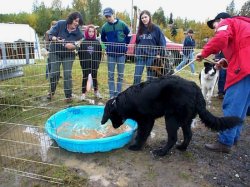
133, 56, 154, 84
107, 55, 125, 98
175, 52, 195, 73
219, 75, 250, 146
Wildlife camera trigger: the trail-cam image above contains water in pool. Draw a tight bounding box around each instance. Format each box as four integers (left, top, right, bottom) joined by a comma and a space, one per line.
56, 115, 131, 140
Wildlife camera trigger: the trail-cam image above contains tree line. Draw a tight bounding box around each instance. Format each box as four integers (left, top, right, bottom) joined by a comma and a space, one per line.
0, 0, 249, 48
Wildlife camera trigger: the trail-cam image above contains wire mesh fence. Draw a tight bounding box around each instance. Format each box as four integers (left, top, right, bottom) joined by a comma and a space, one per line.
0, 40, 196, 186
0, 123, 64, 186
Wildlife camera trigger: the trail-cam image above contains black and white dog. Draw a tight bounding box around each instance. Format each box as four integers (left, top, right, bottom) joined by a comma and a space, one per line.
199, 62, 219, 106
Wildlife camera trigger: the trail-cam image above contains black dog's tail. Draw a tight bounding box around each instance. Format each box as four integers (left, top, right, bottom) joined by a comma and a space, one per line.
196, 88, 242, 131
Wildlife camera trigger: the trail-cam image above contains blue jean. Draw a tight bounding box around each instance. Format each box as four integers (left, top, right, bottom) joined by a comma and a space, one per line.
175, 52, 195, 73
218, 69, 227, 94
133, 56, 154, 84
107, 55, 125, 98
219, 75, 250, 146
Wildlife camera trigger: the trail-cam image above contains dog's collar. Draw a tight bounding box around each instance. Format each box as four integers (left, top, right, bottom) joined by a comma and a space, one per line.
112, 98, 117, 108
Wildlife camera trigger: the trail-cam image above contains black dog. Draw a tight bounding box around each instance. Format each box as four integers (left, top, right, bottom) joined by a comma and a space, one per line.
101, 75, 242, 157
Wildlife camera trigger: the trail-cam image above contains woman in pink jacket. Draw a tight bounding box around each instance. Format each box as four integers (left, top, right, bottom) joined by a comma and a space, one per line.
196, 12, 250, 153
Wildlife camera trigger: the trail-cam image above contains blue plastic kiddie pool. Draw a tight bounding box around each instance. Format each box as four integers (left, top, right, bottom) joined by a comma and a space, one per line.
45, 105, 137, 153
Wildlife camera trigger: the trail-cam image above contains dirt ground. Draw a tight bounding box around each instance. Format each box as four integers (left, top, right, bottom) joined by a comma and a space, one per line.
58, 97, 249, 187
71, 96, 250, 187
1, 96, 249, 187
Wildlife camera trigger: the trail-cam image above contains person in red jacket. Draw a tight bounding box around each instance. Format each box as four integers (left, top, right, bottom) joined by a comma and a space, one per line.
196, 12, 250, 153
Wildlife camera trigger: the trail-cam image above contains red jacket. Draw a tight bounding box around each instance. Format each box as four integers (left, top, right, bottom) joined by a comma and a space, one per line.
201, 16, 250, 90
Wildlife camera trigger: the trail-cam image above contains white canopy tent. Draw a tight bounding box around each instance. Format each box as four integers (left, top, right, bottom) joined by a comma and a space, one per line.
0, 23, 42, 80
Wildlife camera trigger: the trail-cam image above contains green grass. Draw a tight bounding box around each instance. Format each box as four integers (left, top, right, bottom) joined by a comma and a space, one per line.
0, 54, 206, 127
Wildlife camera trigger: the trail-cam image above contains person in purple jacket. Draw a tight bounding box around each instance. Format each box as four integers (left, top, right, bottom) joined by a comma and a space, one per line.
133, 10, 166, 84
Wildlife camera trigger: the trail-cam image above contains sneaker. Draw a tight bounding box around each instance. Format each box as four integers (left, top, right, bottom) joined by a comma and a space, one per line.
191, 72, 198, 76
65, 97, 73, 103
94, 91, 102, 99
205, 142, 231, 153
47, 92, 54, 100
80, 93, 86, 101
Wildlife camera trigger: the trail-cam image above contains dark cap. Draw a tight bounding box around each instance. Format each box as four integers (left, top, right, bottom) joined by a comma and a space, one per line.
103, 7, 114, 16
207, 12, 231, 29
187, 29, 194, 34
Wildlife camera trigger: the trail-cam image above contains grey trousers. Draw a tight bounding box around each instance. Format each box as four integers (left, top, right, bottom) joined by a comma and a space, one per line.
49, 52, 75, 98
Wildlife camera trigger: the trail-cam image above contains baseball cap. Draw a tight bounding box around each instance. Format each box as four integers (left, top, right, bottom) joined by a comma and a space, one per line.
103, 7, 114, 17
187, 29, 194, 34
207, 12, 231, 29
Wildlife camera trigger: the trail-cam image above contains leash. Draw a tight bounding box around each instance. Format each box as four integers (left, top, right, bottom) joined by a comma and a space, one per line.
203, 58, 216, 64
203, 58, 228, 70
173, 59, 196, 75
173, 58, 227, 75
211, 75, 219, 98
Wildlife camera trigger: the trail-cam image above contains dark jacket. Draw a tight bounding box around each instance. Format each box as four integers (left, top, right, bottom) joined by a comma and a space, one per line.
182, 35, 195, 56
135, 24, 166, 57
49, 20, 83, 57
78, 39, 102, 63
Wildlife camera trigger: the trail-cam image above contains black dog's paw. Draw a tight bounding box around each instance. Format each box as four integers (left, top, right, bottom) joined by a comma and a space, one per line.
152, 148, 167, 157
128, 144, 141, 151
176, 144, 187, 151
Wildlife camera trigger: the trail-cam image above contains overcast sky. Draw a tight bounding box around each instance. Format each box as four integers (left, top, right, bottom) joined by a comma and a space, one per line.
0, 0, 247, 22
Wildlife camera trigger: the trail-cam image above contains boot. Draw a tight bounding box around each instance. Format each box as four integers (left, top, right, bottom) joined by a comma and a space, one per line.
64, 97, 73, 103
47, 92, 54, 100
205, 142, 231, 153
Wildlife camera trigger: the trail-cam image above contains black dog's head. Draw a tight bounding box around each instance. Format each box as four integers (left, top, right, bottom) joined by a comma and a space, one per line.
101, 98, 124, 129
